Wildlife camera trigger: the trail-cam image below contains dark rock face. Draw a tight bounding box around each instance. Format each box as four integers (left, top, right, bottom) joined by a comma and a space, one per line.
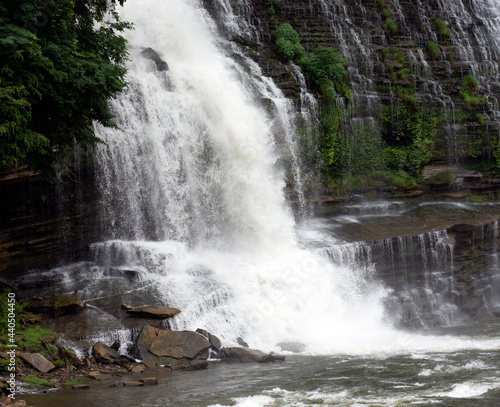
0, 166, 101, 280
140, 47, 169, 71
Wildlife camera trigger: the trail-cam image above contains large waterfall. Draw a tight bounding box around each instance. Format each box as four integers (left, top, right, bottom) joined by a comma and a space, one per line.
91, 0, 394, 354
70, 0, 499, 356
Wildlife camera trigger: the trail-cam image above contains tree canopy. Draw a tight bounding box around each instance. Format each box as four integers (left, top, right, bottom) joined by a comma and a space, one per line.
0, 0, 131, 175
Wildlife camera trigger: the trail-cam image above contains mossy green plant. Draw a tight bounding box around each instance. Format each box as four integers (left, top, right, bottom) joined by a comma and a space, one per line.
383, 18, 397, 34
23, 375, 54, 388
428, 41, 441, 60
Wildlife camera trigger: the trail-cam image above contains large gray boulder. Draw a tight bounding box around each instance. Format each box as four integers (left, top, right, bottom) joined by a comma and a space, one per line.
20, 353, 55, 373
136, 326, 211, 365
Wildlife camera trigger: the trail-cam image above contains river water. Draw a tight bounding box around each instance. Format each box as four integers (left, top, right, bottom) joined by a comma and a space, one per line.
22, 323, 500, 406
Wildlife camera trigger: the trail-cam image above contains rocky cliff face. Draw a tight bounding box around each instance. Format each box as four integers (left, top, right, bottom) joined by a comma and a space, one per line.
0, 165, 101, 281
205, 0, 500, 173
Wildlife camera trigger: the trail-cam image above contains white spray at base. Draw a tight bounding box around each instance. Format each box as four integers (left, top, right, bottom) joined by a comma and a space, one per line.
91, 0, 500, 355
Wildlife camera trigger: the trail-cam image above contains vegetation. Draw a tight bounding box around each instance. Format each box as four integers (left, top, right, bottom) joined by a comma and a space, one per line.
0, 0, 131, 177
22, 375, 54, 388
273, 23, 306, 62
266, 0, 282, 16
434, 18, 451, 43
426, 170, 454, 185
383, 18, 398, 34
428, 41, 441, 60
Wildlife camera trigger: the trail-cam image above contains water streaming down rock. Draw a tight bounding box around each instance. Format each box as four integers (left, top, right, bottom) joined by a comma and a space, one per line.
90, 0, 398, 354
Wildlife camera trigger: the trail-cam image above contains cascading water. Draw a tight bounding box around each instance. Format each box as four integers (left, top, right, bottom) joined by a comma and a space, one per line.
89, 0, 402, 354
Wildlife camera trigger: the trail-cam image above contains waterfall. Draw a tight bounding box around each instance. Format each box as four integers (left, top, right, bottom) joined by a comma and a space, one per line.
87, 0, 404, 354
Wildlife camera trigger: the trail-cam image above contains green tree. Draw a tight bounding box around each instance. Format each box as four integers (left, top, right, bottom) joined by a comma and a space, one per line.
0, 0, 131, 176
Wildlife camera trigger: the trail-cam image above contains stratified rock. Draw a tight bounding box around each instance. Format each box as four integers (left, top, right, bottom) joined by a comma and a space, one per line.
196, 328, 222, 350
140, 47, 169, 71
20, 353, 55, 373
54, 295, 84, 317
126, 305, 181, 319
92, 342, 120, 364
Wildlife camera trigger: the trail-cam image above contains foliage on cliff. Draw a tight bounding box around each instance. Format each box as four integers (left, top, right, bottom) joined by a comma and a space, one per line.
0, 0, 131, 176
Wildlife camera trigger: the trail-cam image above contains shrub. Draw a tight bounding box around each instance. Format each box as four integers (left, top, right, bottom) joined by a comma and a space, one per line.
273, 23, 305, 62
383, 8, 393, 18
462, 75, 478, 94
303, 47, 347, 87
435, 18, 451, 42
428, 41, 440, 60
383, 18, 397, 34
459, 90, 486, 107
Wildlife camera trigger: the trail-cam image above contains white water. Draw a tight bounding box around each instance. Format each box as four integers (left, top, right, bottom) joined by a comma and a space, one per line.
89, 0, 500, 356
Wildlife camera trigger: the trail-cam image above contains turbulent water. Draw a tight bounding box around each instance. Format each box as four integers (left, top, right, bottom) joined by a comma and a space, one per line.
17, 0, 500, 405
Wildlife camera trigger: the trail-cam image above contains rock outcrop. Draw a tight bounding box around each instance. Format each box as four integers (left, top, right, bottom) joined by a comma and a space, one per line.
126, 305, 181, 319
136, 325, 211, 365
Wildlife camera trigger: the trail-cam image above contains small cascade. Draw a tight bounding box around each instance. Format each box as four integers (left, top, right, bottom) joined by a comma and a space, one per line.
366, 230, 463, 329
471, 220, 500, 317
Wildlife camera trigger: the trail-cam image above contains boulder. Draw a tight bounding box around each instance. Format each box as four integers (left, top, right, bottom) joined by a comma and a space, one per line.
92, 342, 120, 364
140, 377, 159, 385
136, 325, 211, 363
196, 328, 222, 350
19, 353, 55, 373
220, 347, 285, 363
126, 305, 181, 319
54, 295, 84, 317
140, 47, 169, 71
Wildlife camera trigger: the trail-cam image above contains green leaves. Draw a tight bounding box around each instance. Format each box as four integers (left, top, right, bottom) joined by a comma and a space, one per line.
272, 23, 306, 63
0, 0, 131, 175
